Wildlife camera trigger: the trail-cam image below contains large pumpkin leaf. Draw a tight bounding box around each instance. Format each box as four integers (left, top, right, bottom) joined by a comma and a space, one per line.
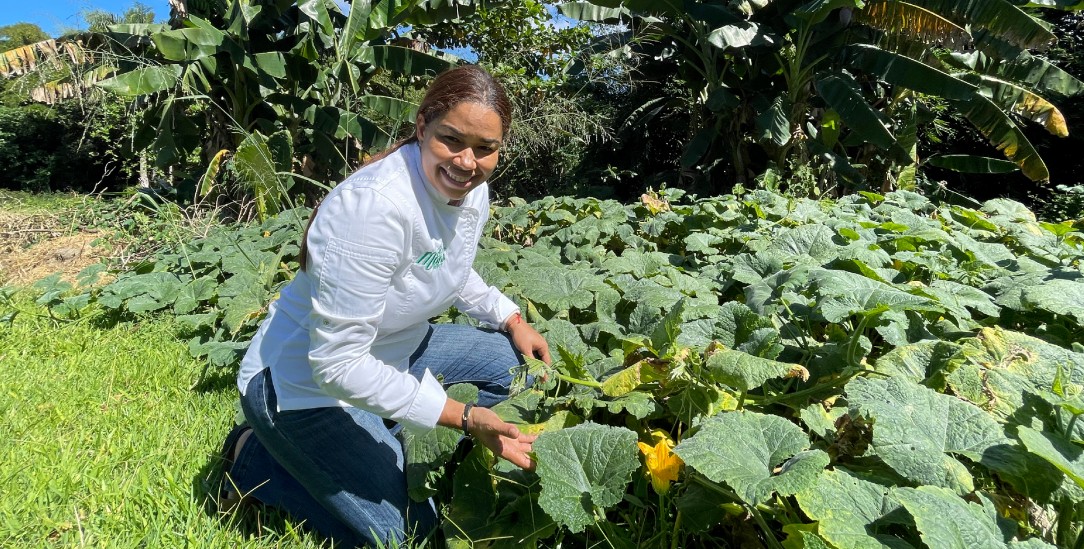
443, 445, 498, 546
673, 411, 829, 504
404, 384, 478, 501
766, 224, 841, 266
893, 486, 1055, 548
809, 268, 940, 322
795, 468, 914, 549
945, 327, 1084, 421
704, 349, 807, 391
872, 340, 962, 383
98, 272, 187, 313
173, 278, 218, 314
533, 423, 638, 533
509, 267, 607, 313
443, 445, 557, 548
220, 275, 270, 335
916, 280, 1000, 322
712, 301, 777, 349
846, 377, 1011, 492
1017, 425, 1084, 490
1020, 279, 1084, 324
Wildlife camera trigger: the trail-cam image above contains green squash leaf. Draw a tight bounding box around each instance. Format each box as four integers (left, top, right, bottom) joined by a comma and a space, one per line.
704, 349, 807, 391
404, 384, 478, 501
795, 468, 914, 549
534, 423, 639, 533
1020, 279, 1084, 324
1018, 425, 1084, 490
674, 411, 829, 504
946, 327, 1084, 421
892, 486, 1050, 549
810, 268, 940, 322
846, 377, 1010, 492
873, 340, 962, 383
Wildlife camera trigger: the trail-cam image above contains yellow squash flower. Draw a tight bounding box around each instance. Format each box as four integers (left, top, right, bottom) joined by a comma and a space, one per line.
637, 439, 683, 495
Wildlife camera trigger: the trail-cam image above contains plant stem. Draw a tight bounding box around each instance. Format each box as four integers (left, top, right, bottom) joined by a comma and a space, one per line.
670, 510, 683, 549
761, 373, 856, 407
847, 313, 873, 368
555, 372, 603, 389
749, 505, 786, 549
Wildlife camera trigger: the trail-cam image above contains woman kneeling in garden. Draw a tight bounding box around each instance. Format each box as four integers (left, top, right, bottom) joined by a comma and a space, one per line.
218, 64, 551, 547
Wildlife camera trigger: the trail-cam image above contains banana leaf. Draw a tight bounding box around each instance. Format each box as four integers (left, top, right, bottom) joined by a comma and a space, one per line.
946, 50, 1084, 99
843, 44, 976, 100
816, 72, 897, 151
909, 0, 1055, 51
950, 93, 1049, 181
97, 64, 182, 96
558, 1, 630, 23
927, 154, 1020, 174
957, 73, 1068, 137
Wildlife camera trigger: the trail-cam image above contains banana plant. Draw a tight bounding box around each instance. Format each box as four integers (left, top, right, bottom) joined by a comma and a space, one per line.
561, 0, 1084, 193
0, 34, 127, 104
95, 0, 490, 219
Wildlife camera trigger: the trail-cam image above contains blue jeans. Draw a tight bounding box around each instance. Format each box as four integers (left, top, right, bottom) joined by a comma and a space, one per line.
230, 324, 524, 547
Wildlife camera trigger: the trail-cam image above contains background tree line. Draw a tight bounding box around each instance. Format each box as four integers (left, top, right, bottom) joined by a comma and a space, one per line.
2, 0, 1084, 220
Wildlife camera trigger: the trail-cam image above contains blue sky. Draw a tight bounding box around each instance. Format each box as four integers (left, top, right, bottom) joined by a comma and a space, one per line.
2, 1, 575, 39
2, 0, 153, 36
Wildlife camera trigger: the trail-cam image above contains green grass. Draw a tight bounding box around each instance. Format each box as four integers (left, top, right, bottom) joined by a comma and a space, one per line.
0, 190, 89, 213
0, 296, 328, 548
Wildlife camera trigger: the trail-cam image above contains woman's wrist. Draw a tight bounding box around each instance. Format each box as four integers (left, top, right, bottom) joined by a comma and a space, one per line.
503, 312, 526, 332
461, 403, 475, 434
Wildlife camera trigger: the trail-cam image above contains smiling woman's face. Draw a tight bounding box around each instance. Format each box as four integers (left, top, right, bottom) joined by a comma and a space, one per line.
416, 101, 503, 201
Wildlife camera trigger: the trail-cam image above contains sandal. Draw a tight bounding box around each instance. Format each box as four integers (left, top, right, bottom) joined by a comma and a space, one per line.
217, 424, 252, 513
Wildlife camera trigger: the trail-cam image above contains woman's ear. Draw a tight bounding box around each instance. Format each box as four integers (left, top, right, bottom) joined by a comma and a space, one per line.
415, 114, 426, 141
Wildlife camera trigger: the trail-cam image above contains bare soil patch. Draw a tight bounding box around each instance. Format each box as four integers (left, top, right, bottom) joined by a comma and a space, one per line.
0, 209, 110, 287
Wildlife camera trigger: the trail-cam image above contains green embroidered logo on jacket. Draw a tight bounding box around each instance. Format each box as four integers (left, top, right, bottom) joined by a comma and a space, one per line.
416, 244, 446, 270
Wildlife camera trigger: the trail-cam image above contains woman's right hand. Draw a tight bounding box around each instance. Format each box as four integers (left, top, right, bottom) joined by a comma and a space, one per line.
466, 406, 537, 471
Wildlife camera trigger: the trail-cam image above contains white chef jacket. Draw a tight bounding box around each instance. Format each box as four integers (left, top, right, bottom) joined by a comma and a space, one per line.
238, 142, 520, 430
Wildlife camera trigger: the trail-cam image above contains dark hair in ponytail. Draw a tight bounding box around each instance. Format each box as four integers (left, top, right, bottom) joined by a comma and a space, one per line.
298, 65, 511, 271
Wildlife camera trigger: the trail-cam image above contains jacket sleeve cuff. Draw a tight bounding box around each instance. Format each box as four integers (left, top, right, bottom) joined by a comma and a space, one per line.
495, 293, 521, 330
402, 368, 447, 430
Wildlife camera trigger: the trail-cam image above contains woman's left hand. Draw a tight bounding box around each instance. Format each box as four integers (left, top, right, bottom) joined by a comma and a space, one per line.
468, 406, 538, 470
508, 321, 551, 365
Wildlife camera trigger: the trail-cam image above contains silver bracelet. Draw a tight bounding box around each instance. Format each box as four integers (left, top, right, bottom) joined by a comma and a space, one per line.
461, 403, 474, 434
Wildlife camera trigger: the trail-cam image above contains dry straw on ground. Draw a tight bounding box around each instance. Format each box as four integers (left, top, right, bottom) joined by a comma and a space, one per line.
0, 209, 108, 287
